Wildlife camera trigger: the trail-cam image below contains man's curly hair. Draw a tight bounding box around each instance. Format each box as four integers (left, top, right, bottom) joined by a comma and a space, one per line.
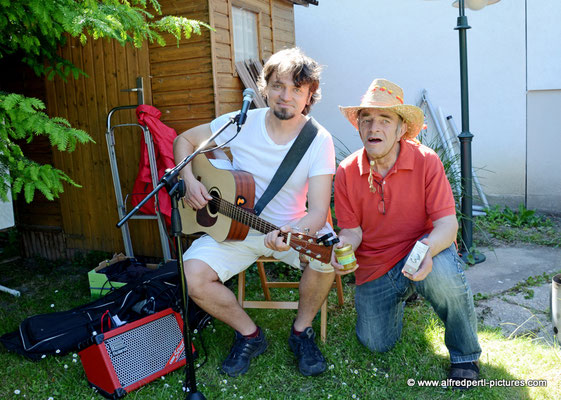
257, 48, 322, 116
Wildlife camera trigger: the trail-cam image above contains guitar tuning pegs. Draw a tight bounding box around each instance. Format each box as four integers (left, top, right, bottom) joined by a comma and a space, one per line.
308, 239, 313, 243
297, 234, 303, 239
306, 250, 311, 254
315, 254, 320, 258
295, 246, 302, 251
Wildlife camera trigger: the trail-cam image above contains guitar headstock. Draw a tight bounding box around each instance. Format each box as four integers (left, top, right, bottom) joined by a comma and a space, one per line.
286, 232, 333, 264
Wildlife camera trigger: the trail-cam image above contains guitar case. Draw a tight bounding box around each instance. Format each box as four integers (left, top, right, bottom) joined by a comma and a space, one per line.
0, 261, 211, 360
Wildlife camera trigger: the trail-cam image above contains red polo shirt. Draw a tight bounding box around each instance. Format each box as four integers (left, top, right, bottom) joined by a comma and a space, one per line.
334, 139, 456, 285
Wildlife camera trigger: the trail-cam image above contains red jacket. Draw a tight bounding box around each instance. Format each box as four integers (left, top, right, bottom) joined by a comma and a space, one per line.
131, 105, 177, 226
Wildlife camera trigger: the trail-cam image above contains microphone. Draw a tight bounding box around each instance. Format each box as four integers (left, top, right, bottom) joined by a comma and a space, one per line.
237, 88, 255, 129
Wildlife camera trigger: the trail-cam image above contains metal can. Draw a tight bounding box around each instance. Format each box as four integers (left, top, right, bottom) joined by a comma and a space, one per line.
334, 244, 357, 270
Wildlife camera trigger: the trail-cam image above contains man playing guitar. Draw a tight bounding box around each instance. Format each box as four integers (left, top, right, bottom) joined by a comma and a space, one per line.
173, 48, 336, 378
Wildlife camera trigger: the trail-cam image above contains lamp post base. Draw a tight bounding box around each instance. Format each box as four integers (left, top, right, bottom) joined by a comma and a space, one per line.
459, 249, 486, 265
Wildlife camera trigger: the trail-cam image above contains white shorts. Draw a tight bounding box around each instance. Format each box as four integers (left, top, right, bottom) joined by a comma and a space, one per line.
183, 229, 334, 283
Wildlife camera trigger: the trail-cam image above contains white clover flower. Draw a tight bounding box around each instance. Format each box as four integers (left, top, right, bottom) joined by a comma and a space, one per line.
14, 389, 20, 395
193, 329, 198, 334
329, 364, 334, 370
342, 382, 347, 386
164, 384, 169, 388
72, 353, 77, 358
55, 349, 60, 354
385, 373, 389, 378
352, 395, 357, 399
41, 355, 46, 359
354, 369, 359, 374
161, 376, 165, 380
373, 367, 378, 372
55, 290, 59, 293
48, 397, 54, 400
64, 364, 68, 369
222, 379, 228, 384
50, 304, 55, 308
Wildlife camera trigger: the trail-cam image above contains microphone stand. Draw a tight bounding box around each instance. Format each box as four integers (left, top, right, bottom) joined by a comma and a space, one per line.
117, 115, 240, 400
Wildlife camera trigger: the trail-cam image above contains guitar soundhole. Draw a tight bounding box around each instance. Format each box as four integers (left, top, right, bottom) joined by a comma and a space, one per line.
208, 187, 220, 215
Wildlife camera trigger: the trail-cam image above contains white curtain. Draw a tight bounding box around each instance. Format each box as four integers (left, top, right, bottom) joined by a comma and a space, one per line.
233, 7, 259, 62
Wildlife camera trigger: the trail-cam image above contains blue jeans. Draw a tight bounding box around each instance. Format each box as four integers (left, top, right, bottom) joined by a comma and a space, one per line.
355, 243, 481, 364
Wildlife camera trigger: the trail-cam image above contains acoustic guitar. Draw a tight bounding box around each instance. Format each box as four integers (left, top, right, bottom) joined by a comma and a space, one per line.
178, 149, 333, 264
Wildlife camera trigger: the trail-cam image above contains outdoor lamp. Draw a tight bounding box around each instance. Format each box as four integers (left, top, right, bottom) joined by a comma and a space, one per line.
452, 0, 500, 262
452, 0, 500, 11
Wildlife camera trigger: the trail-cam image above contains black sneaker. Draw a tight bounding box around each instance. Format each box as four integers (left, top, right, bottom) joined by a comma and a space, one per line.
288, 327, 326, 376
447, 361, 480, 390
221, 328, 268, 377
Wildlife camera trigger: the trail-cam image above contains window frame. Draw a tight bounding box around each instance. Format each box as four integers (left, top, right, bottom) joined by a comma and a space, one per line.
228, 0, 263, 76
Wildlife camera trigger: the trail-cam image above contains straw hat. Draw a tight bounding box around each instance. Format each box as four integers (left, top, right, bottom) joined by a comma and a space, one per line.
339, 78, 424, 139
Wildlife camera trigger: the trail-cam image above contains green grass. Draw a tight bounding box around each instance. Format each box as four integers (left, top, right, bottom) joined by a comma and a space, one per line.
1, 257, 560, 400
474, 206, 561, 248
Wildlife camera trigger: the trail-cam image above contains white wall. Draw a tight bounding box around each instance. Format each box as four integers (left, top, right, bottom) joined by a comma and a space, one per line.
0, 168, 14, 230
295, 0, 549, 210
527, 90, 561, 212
0, 200, 14, 231
527, 0, 561, 90
0, 191, 14, 231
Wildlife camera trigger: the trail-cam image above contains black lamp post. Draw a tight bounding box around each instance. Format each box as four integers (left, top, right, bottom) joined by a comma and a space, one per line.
453, 0, 499, 263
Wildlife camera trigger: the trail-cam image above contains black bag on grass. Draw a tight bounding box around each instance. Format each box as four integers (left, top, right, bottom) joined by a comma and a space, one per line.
0, 261, 210, 360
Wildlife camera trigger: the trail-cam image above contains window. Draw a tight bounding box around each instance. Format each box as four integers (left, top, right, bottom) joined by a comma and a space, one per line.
232, 6, 259, 62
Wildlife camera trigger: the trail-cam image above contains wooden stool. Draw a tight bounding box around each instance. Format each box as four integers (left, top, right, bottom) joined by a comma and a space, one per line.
237, 256, 344, 342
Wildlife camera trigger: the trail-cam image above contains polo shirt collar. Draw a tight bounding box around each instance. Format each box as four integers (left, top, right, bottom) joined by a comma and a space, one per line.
358, 139, 415, 176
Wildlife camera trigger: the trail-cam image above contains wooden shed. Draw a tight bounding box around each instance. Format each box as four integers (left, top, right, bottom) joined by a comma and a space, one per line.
8, 0, 317, 260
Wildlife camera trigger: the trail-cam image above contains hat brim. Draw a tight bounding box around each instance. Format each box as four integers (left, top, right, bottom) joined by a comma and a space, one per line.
339, 104, 424, 139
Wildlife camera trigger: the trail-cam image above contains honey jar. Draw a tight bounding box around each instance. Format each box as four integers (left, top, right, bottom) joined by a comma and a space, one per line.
334, 244, 357, 270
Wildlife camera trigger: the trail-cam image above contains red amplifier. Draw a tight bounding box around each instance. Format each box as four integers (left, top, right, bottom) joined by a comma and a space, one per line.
79, 308, 192, 399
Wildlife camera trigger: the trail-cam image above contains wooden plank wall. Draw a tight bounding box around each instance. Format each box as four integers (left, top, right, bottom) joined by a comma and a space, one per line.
272, 0, 296, 51
28, 0, 297, 259
153, 0, 215, 135
210, 0, 297, 116
45, 37, 163, 258
0, 56, 68, 259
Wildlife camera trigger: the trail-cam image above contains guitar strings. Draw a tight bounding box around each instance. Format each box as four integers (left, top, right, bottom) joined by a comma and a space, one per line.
207, 195, 281, 236
205, 195, 330, 261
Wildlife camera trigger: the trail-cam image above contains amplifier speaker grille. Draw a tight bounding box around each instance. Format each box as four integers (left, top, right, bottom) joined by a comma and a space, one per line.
104, 313, 185, 388
79, 309, 188, 399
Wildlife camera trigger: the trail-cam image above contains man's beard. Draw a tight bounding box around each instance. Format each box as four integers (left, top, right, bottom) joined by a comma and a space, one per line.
273, 108, 295, 120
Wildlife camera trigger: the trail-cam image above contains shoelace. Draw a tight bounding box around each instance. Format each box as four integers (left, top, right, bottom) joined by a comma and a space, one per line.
228, 335, 257, 359
297, 335, 321, 357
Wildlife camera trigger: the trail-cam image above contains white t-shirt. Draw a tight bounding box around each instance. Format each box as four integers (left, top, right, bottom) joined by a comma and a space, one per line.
210, 108, 335, 228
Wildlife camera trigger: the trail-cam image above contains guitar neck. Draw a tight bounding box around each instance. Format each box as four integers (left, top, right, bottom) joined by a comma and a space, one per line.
211, 196, 279, 235
208, 195, 333, 264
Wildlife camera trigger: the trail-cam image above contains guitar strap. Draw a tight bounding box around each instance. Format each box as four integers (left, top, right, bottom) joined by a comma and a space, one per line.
253, 117, 320, 216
